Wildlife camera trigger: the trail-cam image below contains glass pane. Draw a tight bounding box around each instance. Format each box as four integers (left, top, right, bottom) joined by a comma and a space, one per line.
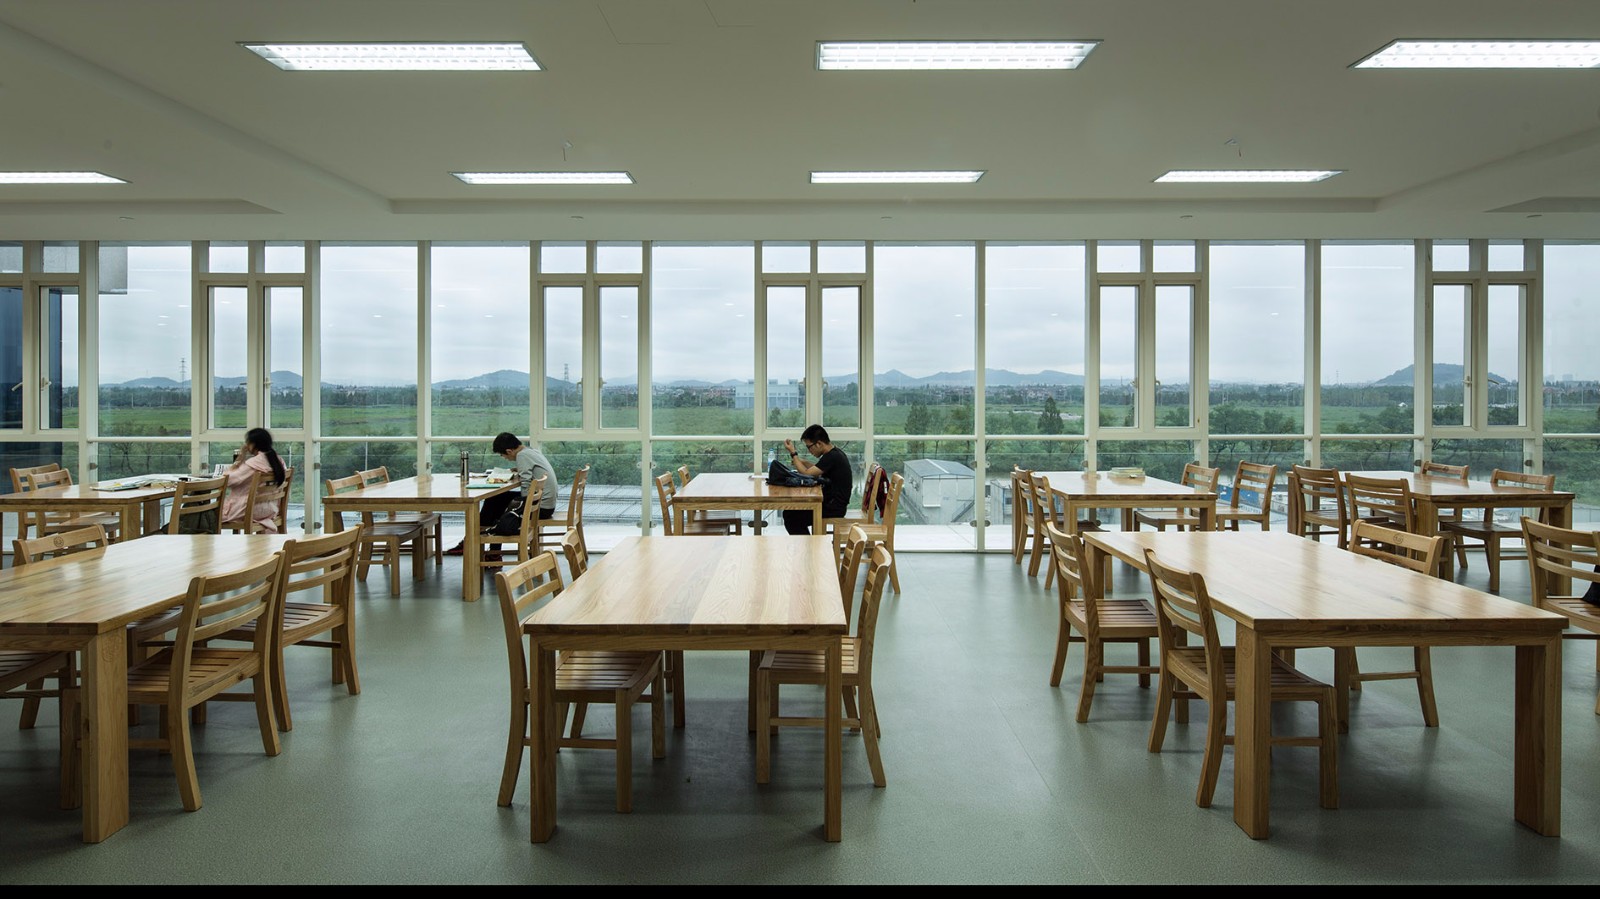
983, 438, 1086, 553
543, 286, 583, 429
0, 442, 75, 494
762, 242, 809, 273
1320, 438, 1413, 472
430, 243, 530, 437
0, 287, 19, 427
649, 440, 756, 527
1096, 440, 1195, 527
264, 241, 305, 273
1208, 438, 1300, 529
1096, 241, 1140, 273
98, 442, 191, 483
540, 242, 585, 274
1431, 240, 1469, 271
42, 287, 79, 430
267, 287, 304, 429
984, 244, 1086, 435
596, 242, 642, 273
0, 242, 21, 273
1431, 284, 1469, 426
1542, 244, 1600, 434
600, 286, 638, 428
319, 441, 418, 494
98, 244, 192, 437
1098, 285, 1139, 427
320, 244, 418, 437
1487, 240, 1524, 272
210, 286, 248, 429
1209, 243, 1304, 433
874, 244, 975, 434
651, 244, 754, 436
541, 440, 643, 549
822, 286, 862, 429
1155, 285, 1192, 428
1430, 438, 1524, 477
41, 242, 78, 273
1320, 242, 1415, 435
1544, 438, 1600, 527
764, 285, 807, 431
870, 441, 978, 549
1486, 284, 1524, 426
209, 241, 248, 274
1152, 241, 1196, 272
817, 241, 865, 272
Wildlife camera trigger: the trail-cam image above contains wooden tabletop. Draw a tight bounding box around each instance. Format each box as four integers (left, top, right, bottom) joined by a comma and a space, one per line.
673, 472, 823, 503
322, 474, 513, 504
1035, 471, 1218, 501
0, 483, 175, 505
1345, 471, 1575, 502
1082, 530, 1565, 635
0, 534, 295, 634
524, 535, 845, 637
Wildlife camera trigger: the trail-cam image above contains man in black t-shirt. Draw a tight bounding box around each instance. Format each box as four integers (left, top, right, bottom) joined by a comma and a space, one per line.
782, 424, 852, 535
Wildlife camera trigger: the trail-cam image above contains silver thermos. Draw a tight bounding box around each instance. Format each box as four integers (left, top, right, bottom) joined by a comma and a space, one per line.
460, 450, 470, 482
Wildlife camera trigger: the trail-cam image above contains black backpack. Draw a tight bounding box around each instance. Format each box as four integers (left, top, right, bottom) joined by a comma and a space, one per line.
767, 458, 825, 488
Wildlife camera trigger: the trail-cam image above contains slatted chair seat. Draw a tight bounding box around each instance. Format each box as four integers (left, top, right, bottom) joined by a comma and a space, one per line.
1165, 647, 1337, 701
357, 467, 442, 564
1541, 596, 1600, 628
128, 648, 264, 696
761, 638, 862, 678
1064, 599, 1160, 636
555, 651, 667, 698
1522, 519, 1600, 715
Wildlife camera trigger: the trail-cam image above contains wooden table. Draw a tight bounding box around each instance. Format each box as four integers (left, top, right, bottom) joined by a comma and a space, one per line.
1081, 530, 1566, 840
522, 535, 846, 842
0, 482, 175, 557
322, 474, 513, 602
1037, 471, 1219, 534
672, 472, 823, 536
1347, 471, 1575, 582
0, 533, 294, 842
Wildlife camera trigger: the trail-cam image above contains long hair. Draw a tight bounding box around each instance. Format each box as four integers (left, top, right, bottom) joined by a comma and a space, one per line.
246, 427, 286, 486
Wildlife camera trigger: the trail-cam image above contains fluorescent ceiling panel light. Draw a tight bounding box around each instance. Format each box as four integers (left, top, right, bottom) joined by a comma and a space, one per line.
0, 171, 125, 184
452, 172, 634, 185
242, 42, 541, 71
817, 41, 1098, 70
1155, 170, 1343, 183
1353, 40, 1600, 68
811, 171, 985, 184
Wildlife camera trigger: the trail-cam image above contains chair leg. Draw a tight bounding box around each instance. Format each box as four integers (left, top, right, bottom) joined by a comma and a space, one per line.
1414, 646, 1440, 728
1027, 530, 1045, 577
171, 709, 202, 812
859, 683, 886, 788
1049, 619, 1072, 687
1318, 690, 1340, 809
1348, 649, 1363, 691
387, 538, 401, 597
1075, 642, 1101, 724
651, 671, 666, 760
843, 686, 860, 732
19, 680, 42, 729
887, 553, 901, 594
498, 696, 526, 807
1147, 668, 1175, 753
755, 669, 773, 784
1137, 639, 1152, 689
569, 702, 588, 739
1195, 697, 1228, 809
254, 672, 282, 756
340, 620, 361, 695
1486, 537, 1501, 593
614, 692, 633, 813
273, 642, 293, 733
356, 541, 373, 582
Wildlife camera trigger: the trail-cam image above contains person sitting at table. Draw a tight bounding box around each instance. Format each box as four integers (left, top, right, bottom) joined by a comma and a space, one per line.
783, 424, 852, 535
445, 432, 559, 559
220, 427, 287, 534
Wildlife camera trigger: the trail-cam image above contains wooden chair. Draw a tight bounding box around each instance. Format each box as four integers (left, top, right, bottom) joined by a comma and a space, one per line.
494, 551, 665, 810
1010, 466, 1033, 566
1143, 548, 1338, 811
755, 544, 891, 788
474, 476, 548, 580
1287, 465, 1347, 547
7, 462, 62, 548
822, 462, 882, 549
1045, 523, 1158, 722
222, 467, 295, 534
22, 468, 122, 543
1133, 462, 1221, 531
1343, 472, 1415, 543
1338, 521, 1446, 729
1214, 461, 1278, 532
855, 472, 905, 595
1028, 472, 1109, 591
538, 464, 596, 556
125, 553, 283, 811
559, 526, 589, 581
1441, 470, 1557, 593
1521, 518, 1600, 715
12, 523, 110, 564
838, 524, 873, 620
655, 472, 738, 536
324, 474, 427, 597
1420, 461, 1470, 570
166, 475, 226, 534
675, 464, 746, 534
358, 466, 442, 565
213, 527, 364, 732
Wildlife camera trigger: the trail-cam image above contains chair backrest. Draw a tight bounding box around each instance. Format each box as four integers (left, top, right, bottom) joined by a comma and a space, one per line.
356, 466, 389, 486
325, 473, 364, 496
23, 468, 76, 531
1228, 461, 1278, 516
276, 526, 363, 613
1344, 473, 1414, 533
12, 524, 109, 564
566, 465, 590, 530
260, 467, 294, 533
1029, 472, 1060, 532
674, 465, 690, 490
1045, 523, 1109, 635
859, 463, 886, 522
854, 545, 893, 679
167, 475, 227, 535
1180, 462, 1222, 492
878, 473, 905, 539
9, 462, 61, 494
170, 553, 283, 682
560, 527, 588, 578
494, 551, 565, 704
1013, 467, 1036, 527
1522, 518, 1600, 607
838, 524, 872, 620
1491, 469, 1555, 492
1349, 521, 1445, 576
1420, 461, 1469, 482
505, 475, 548, 553
1142, 548, 1225, 696
654, 472, 680, 535
1288, 464, 1345, 537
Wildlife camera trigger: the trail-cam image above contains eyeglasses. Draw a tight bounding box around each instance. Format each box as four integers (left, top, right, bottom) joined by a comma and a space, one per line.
802, 441, 817, 449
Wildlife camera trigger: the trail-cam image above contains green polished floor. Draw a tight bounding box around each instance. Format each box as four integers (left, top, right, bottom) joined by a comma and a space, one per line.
3, 544, 1599, 883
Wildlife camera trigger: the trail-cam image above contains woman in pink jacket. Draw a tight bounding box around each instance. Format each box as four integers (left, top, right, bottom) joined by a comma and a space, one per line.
221, 427, 287, 533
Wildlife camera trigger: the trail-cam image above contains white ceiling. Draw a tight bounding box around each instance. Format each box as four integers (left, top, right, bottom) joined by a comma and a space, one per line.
1, 0, 1598, 241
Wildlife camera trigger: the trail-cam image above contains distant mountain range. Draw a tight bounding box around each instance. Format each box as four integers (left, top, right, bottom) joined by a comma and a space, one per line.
113, 371, 304, 390
1372, 364, 1510, 387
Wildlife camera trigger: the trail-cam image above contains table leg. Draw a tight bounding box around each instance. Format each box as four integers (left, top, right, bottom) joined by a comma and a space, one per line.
463, 503, 482, 602
1513, 638, 1561, 836
1332, 645, 1352, 734
1232, 626, 1273, 840
824, 638, 842, 842
811, 502, 822, 534
530, 638, 558, 842
747, 650, 760, 732
1198, 500, 1215, 532
79, 630, 128, 843
1417, 499, 1447, 579
119, 503, 139, 542
142, 498, 161, 536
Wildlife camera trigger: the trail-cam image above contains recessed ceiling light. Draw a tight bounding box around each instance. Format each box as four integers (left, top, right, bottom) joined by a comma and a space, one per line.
1352, 40, 1600, 69
1155, 170, 1343, 183
453, 172, 634, 185
811, 171, 984, 184
0, 171, 125, 184
242, 42, 541, 71
817, 41, 1098, 70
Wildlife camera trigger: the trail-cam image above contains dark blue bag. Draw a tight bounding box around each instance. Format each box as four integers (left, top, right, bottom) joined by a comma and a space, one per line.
768, 459, 825, 488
